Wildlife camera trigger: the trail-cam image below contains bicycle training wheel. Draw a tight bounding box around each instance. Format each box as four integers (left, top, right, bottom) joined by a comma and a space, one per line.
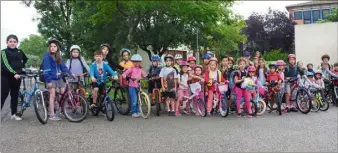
33, 90, 48, 124
296, 88, 312, 114
63, 94, 88, 122
114, 87, 130, 115
139, 92, 151, 119
105, 99, 115, 121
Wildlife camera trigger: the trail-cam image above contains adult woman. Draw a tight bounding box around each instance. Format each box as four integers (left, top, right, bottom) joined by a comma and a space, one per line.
1, 34, 28, 120
42, 39, 73, 120
100, 43, 124, 71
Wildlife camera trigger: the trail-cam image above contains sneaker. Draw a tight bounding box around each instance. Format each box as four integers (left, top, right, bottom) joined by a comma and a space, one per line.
167, 111, 171, 116
237, 113, 244, 118
283, 107, 290, 113
90, 103, 97, 109
11, 114, 22, 121
175, 112, 181, 116
49, 114, 61, 121
132, 113, 140, 118
207, 112, 212, 116
290, 107, 298, 112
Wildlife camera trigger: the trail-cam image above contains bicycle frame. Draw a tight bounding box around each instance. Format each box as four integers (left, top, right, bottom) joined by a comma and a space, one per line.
151, 78, 162, 104
20, 75, 40, 106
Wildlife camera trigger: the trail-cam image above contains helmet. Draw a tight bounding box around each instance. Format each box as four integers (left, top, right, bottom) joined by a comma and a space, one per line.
306, 71, 314, 76
276, 60, 285, 66
120, 48, 131, 56
288, 54, 296, 59
164, 54, 174, 61
209, 57, 218, 63
315, 70, 322, 75
179, 61, 189, 67
100, 43, 110, 49
130, 54, 143, 62
194, 65, 203, 70
70, 45, 81, 52
201, 53, 212, 59
321, 54, 330, 61
151, 55, 161, 61
47, 38, 61, 47
187, 56, 196, 62
269, 62, 278, 68
247, 65, 256, 72
243, 51, 251, 57
174, 54, 183, 60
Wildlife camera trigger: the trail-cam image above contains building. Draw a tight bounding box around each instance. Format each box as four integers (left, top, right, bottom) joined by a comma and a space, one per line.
286, 1, 338, 24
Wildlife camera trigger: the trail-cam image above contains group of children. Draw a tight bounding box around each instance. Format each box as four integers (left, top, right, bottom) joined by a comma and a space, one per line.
41, 40, 338, 120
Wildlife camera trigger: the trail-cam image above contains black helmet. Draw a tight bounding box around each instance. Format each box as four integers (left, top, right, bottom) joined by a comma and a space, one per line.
47, 38, 61, 47
100, 43, 111, 50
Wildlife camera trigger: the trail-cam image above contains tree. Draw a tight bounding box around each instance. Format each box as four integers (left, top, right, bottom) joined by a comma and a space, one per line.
322, 8, 338, 22
19, 34, 47, 67
244, 8, 295, 54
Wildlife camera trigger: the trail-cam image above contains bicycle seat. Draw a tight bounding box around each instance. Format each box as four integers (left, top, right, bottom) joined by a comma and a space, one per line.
288, 78, 298, 84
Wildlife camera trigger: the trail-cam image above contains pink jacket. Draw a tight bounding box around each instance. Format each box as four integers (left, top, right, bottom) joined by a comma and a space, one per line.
122, 66, 147, 88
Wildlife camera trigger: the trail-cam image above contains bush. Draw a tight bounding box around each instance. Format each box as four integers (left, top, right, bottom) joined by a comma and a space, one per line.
262, 49, 287, 61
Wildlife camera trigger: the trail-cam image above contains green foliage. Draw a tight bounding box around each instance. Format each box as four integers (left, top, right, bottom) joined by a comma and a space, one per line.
320, 8, 338, 23
262, 49, 287, 61
19, 34, 47, 67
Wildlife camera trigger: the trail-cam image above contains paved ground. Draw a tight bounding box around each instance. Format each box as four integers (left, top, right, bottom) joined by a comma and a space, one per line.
1, 98, 337, 152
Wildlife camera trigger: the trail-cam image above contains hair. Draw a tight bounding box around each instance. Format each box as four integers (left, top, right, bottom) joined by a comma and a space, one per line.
334, 62, 338, 67
49, 42, 62, 64
257, 58, 268, 78
237, 57, 246, 65
180, 65, 189, 75
94, 50, 103, 56
208, 60, 218, 72
6, 34, 18, 42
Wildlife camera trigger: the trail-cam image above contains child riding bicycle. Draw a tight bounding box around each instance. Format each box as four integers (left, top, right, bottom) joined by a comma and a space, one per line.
147, 55, 162, 101
266, 63, 282, 113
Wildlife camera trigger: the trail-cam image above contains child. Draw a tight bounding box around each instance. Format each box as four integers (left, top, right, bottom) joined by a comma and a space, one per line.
201, 53, 212, 73
285, 54, 299, 112
252, 57, 259, 69
243, 51, 251, 67
257, 58, 268, 87
122, 54, 147, 118
228, 57, 234, 69
204, 57, 225, 116
314, 70, 325, 89
307, 63, 315, 74
42, 39, 73, 121
100, 43, 124, 71
174, 54, 183, 73
220, 56, 229, 77
147, 55, 162, 99
233, 58, 249, 117
176, 61, 191, 116
187, 56, 197, 70
243, 66, 259, 117
266, 63, 282, 113
159, 54, 178, 116
190, 65, 205, 116
119, 48, 134, 70
90, 51, 118, 109
66, 45, 90, 83
276, 60, 286, 89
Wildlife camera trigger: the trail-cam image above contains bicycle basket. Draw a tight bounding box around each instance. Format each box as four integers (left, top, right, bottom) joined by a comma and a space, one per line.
189, 82, 201, 94
218, 84, 228, 94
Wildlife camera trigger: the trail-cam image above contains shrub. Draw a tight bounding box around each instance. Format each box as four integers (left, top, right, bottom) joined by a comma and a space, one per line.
262, 49, 287, 61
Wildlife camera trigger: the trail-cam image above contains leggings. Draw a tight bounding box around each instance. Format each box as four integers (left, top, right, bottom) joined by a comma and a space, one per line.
234, 86, 252, 114
1, 75, 22, 115
207, 89, 220, 113
177, 88, 190, 111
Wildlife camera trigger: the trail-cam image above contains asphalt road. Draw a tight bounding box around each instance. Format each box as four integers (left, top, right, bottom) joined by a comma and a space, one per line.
1, 98, 337, 152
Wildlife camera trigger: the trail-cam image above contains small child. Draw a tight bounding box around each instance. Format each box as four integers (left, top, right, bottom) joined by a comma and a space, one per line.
174, 54, 183, 73
122, 54, 147, 118
233, 58, 249, 117
90, 51, 118, 108
190, 65, 205, 116
66, 45, 90, 83
266, 63, 282, 113
307, 63, 315, 74
285, 54, 299, 112
176, 61, 191, 116
159, 54, 178, 116
257, 58, 268, 87
204, 57, 225, 116
243, 66, 259, 117
314, 70, 325, 89
147, 55, 162, 99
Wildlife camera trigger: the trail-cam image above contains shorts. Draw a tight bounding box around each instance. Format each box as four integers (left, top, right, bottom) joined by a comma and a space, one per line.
163, 91, 176, 99
91, 82, 104, 89
50, 79, 66, 88
285, 82, 292, 94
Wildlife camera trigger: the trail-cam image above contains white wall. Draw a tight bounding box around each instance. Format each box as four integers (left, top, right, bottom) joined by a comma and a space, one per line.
295, 22, 338, 66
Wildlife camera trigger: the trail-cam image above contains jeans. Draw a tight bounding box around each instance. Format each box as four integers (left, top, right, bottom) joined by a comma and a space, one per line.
128, 87, 139, 114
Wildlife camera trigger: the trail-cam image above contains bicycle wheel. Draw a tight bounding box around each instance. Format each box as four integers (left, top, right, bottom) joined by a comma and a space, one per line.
138, 92, 151, 119
319, 98, 329, 111
63, 94, 88, 122
90, 96, 100, 116
256, 100, 266, 116
197, 98, 207, 117
33, 90, 48, 124
16, 93, 25, 117
219, 95, 229, 117
105, 99, 115, 121
296, 88, 312, 114
311, 98, 320, 112
114, 87, 130, 115
275, 93, 282, 115
154, 90, 161, 116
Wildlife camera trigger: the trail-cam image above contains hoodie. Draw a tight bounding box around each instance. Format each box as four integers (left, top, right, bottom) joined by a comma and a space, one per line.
42, 52, 72, 83
1, 47, 28, 77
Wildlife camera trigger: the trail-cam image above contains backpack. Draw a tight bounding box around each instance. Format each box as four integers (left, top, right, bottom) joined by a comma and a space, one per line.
229, 70, 246, 90
68, 57, 87, 73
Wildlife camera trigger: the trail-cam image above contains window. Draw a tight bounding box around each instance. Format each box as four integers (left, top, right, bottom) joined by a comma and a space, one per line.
312, 10, 320, 21
303, 10, 311, 24
294, 11, 302, 20
322, 9, 330, 19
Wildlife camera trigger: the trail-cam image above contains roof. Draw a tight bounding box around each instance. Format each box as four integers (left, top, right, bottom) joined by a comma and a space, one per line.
286, 1, 338, 9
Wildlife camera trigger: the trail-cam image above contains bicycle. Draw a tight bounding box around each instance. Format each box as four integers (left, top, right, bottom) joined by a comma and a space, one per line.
265, 81, 283, 115
250, 85, 266, 116
39, 73, 89, 124
87, 79, 116, 121
149, 77, 163, 116
70, 73, 88, 97
137, 79, 151, 119
325, 78, 338, 107
209, 81, 230, 117
286, 77, 312, 114
308, 85, 329, 112
181, 81, 207, 117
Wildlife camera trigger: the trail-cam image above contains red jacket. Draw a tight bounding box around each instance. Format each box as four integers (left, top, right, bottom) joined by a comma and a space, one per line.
204, 70, 225, 91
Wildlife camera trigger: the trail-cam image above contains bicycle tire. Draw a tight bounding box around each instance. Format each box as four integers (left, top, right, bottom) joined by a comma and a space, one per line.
275, 93, 282, 116
249, 101, 258, 116
154, 90, 161, 116
63, 94, 88, 123
311, 98, 320, 112
319, 99, 329, 111
220, 98, 229, 117
296, 88, 312, 114
33, 90, 48, 124
105, 99, 115, 121
197, 98, 207, 117
90, 95, 100, 116
16, 93, 25, 117
139, 92, 151, 119
256, 99, 266, 116
114, 87, 130, 115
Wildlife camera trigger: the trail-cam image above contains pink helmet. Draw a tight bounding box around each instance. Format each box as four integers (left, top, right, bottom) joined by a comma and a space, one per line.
187, 56, 196, 62
288, 54, 296, 59
247, 66, 256, 72
276, 60, 285, 66
194, 65, 203, 70
179, 61, 189, 67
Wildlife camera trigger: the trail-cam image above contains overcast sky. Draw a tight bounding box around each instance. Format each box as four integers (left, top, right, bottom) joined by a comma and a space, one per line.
1, 1, 307, 49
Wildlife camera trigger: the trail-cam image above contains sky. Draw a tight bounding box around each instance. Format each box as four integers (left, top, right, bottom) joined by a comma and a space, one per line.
1, 1, 307, 49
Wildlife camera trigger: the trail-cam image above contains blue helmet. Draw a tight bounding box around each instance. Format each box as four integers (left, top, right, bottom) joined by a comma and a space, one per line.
131, 54, 143, 62
201, 53, 212, 59
243, 51, 251, 57
151, 55, 161, 61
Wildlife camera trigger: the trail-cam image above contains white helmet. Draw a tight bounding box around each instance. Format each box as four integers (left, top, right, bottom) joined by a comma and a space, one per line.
175, 54, 183, 60
70, 45, 81, 52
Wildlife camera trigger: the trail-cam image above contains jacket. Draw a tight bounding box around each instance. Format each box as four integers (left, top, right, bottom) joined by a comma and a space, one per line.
204, 70, 225, 90
90, 61, 117, 83
1, 48, 28, 77
42, 52, 71, 83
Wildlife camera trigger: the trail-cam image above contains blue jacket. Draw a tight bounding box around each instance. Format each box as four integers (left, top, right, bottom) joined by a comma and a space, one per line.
42, 52, 72, 83
90, 61, 117, 83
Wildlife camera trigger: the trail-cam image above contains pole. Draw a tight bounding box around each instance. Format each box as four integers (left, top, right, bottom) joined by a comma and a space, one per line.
196, 28, 200, 64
